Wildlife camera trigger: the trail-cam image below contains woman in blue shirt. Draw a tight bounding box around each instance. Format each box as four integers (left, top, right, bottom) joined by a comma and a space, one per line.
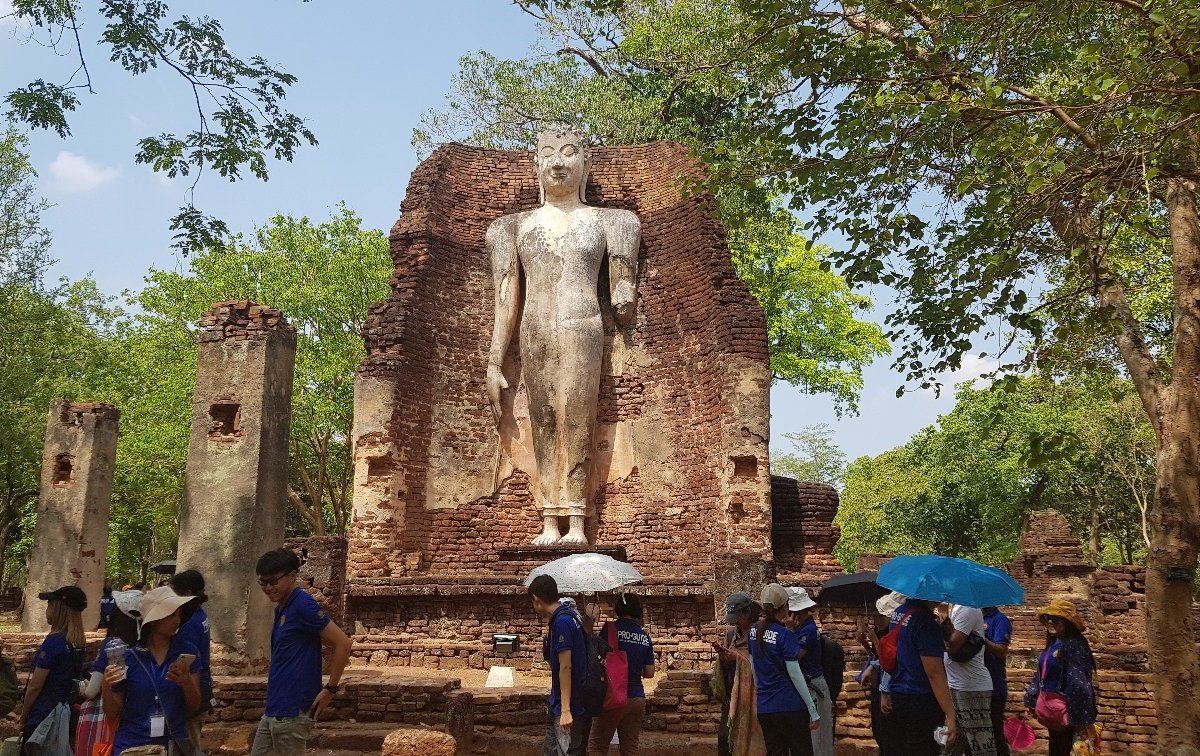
20, 586, 86, 752
1024, 599, 1096, 756
881, 599, 956, 756
749, 584, 819, 756
586, 594, 655, 756
102, 587, 202, 756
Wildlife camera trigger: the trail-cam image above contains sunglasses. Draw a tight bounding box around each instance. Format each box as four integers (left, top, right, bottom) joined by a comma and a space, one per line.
256, 571, 294, 588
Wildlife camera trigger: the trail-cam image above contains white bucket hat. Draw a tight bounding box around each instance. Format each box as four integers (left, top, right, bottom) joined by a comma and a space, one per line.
112, 590, 143, 618
787, 587, 816, 612
140, 586, 193, 626
876, 591, 906, 617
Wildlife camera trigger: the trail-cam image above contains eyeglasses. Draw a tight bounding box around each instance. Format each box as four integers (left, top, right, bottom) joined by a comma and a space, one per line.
256, 571, 294, 588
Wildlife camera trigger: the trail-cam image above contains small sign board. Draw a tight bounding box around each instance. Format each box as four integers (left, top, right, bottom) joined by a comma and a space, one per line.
1167, 567, 1196, 582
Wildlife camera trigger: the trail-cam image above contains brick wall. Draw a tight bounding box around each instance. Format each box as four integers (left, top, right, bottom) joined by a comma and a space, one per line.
348, 141, 772, 586
285, 535, 347, 626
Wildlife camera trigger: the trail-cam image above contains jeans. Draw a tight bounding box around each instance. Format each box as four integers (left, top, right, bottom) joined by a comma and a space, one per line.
587, 697, 645, 755
543, 709, 592, 756
883, 693, 944, 756
757, 710, 813, 756
249, 714, 313, 756
990, 696, 1010, 756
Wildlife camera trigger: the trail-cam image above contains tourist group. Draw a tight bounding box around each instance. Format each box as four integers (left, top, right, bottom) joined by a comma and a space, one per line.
529, 563, 1100, 756
17, 548, 352, 756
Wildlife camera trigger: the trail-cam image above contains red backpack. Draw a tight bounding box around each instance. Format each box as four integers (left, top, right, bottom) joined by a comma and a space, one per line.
878, 607, 916, 675
602, 622, 629, 711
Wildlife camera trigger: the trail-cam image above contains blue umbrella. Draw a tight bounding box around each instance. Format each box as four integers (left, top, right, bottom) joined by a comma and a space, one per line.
876, 555, 1024, 608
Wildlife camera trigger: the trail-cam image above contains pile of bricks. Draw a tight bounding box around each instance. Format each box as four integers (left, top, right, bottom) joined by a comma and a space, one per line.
645, 670, 721, 734
197, 301, 295, 343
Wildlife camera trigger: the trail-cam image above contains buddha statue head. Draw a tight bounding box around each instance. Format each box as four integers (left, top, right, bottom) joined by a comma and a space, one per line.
535, 124, 591, 204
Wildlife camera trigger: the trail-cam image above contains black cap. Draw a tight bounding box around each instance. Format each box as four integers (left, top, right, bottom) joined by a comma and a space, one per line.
38, 586, 87, 612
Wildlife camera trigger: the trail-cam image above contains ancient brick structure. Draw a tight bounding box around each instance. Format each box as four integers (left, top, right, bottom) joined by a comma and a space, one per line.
22, 401, 120, 631
176, 301, 297, 672
346, 142, 773, 657
771, 477, 843, 587
285, 535, 347, 626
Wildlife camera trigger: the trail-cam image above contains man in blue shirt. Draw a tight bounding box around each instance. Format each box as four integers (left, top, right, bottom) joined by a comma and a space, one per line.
529, 574, 591, 756
251, 548, 353, 756
982, 607, 1013, 756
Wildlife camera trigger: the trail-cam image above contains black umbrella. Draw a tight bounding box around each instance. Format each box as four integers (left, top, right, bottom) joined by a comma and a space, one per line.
817, 570, 888, 606
149, 560, 177, 575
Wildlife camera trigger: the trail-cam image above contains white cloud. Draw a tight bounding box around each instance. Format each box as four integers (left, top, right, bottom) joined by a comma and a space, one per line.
48, 151, 121, 193
921, 353, 1001, 396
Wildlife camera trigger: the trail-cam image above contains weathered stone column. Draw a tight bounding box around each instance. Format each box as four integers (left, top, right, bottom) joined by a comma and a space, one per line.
176, 301, 296, 672
22, 401, 120, 632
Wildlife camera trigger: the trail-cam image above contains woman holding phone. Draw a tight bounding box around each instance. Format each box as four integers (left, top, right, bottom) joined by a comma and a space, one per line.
102, 587, 202, 755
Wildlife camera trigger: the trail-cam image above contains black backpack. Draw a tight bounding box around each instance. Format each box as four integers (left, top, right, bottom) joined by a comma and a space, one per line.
820, 635, 845, 702
573, 615, 612, 717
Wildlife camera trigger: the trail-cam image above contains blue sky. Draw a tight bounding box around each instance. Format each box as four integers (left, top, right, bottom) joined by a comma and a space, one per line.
2, 1, 979, 464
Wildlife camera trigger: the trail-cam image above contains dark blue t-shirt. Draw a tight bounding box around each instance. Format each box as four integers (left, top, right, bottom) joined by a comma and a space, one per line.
545, 603, 588, 717
983, 608, 1012, 698
112, 638, 201, 755
1038, 640, 1064, 694
266, 588, 330, 718
889, 602, 945, 696
176, 607, 213, 694
26, 633, 83, 731
795, 618, 823, 681
609, 619, 654, 699
748, 620, 803, 714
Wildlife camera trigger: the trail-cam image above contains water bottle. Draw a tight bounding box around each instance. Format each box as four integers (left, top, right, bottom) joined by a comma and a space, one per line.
105, 639, 128, 681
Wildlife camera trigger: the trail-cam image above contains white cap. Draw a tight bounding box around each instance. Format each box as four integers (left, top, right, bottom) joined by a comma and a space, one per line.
787, 587, 816, 612
876, 591, 906, 617
112, 590, 143, 618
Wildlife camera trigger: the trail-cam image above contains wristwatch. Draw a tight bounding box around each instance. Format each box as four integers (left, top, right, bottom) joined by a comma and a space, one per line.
324, 683, 341, 694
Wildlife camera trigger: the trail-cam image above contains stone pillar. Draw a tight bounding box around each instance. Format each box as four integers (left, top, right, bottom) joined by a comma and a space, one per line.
22, 401, 120, 632
176, 301, 296, 672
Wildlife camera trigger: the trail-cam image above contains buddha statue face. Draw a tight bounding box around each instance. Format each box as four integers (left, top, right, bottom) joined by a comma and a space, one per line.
536, 126, 590, 203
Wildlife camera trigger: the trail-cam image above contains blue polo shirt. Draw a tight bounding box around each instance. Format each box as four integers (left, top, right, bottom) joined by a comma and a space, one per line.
545, 603, 588, 717
889, 602, 945, 696
112, 638, 201, 755
748, 620, 802, 714
795, 618, 823, 680
266, 588, 330, 718
610, 619, 654, 699
26, 633, 83, 732
176, 607, 213, 694
983, 608, 1012, 698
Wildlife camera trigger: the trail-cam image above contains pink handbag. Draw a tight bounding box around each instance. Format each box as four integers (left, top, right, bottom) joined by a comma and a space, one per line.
603, 622, 629, 711
1034, 649, 1070, 730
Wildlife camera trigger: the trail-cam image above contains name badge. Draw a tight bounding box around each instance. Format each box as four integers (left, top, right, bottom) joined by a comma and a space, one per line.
149, 714, 165, 738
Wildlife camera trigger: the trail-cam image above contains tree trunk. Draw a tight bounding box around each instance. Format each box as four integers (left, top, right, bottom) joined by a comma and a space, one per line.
1087, 507, 1100, 567
1146, 178, 1200, 755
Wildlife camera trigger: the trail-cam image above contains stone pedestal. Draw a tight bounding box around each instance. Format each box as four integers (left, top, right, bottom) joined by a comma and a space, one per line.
176, 301, 296, 672
22, 401, 120, 632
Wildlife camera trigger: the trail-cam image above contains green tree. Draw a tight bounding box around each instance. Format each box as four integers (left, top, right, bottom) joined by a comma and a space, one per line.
771, 423, 847, 488
126, 205, 391, 536
4, 1, 315, 251
416, 1, 889, 411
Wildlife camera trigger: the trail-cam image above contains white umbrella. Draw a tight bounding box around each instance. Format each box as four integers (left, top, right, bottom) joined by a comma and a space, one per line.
524, 553, 644, 594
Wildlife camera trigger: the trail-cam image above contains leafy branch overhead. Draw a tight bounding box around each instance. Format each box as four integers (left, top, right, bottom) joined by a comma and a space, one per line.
4, 0, 316, 252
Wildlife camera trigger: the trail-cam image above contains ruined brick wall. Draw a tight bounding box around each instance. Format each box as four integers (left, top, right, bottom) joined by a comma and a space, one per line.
348, 142, 772, 586
770, 477, 843, 590
285, 535, 347, 626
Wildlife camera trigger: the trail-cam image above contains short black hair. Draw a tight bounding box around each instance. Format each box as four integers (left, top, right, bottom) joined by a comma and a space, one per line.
171, 569, 206, 596
527, 574, 559, 604
256, 548, 301, 577
615, 594, 642, 620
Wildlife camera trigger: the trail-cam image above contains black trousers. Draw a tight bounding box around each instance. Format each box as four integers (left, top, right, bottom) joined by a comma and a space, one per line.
883, 693, 945, 756
870, 685, 889, 752
1048, 727, 1077, 756
757, 710, 814, 756
990, 695, 1010, 756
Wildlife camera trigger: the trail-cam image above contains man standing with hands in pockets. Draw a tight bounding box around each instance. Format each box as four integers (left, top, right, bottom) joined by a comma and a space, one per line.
251, 548, 353, 756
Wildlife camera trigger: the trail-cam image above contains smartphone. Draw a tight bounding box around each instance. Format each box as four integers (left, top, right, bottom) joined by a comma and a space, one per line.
175, 653, 197, 670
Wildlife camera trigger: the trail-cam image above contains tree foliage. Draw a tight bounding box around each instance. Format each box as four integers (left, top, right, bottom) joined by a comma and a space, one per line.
770, 423, 847, 488
4, 1, 315, 252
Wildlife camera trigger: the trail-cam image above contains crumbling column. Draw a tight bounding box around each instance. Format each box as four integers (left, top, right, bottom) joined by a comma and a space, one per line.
176, 301, 296, 672
22, 401, 120, 632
